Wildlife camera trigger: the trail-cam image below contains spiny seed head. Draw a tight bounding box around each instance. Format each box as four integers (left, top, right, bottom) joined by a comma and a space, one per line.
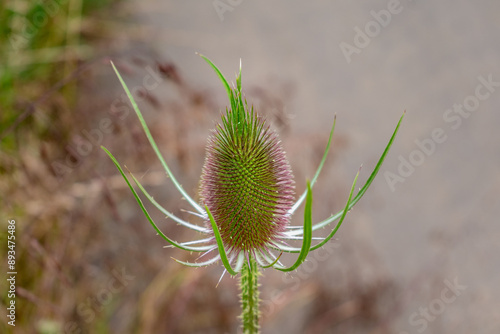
199, 63, 295, 256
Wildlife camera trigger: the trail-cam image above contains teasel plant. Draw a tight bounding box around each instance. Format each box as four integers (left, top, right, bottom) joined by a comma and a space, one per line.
102, 55, 404, 333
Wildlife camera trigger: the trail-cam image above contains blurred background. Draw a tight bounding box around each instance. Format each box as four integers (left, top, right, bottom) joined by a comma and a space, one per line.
1, 0, 499, 333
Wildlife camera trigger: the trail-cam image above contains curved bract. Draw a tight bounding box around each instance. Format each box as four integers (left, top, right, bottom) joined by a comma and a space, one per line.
102, 56, 404, 275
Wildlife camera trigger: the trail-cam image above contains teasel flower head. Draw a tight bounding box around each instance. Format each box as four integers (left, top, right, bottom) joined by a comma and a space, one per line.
103, 56, 404, 276
199, 79, 295, 259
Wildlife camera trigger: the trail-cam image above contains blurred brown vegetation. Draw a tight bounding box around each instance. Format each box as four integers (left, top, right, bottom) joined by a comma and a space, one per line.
0, 1, 420, 334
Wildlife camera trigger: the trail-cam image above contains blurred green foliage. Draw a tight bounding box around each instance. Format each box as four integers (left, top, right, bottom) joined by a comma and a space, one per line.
0, 1, 116, 333
0, 0, 114, 152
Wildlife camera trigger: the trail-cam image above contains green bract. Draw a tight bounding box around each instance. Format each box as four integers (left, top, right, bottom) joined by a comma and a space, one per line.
102, 55, 404, 273
101, 55, 403, 333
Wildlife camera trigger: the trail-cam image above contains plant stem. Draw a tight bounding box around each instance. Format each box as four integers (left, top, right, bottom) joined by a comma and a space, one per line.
239, 256, 260, 333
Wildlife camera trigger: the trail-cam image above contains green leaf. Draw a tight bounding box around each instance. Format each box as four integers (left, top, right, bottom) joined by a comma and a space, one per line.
309, 168, 359, 251
127, 171, 208, 233
261, 252, 283, 269
272, 169, 359, 254
274, 181, 313, 272
236, 58, 242, 93
198, 54, 236, 112
109, 61, 203, 214
289, 112, 405, 238
205, 204, 239, 276
101, 146, 208, 252
311, 112, 405, 232
199, 54, 247, 140
290, 116, 336, 214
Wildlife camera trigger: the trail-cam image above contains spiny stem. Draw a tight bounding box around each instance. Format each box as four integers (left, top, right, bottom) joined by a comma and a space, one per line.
239, 256, 260, 333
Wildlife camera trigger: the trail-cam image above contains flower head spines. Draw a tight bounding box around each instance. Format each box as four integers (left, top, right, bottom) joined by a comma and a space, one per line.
200, 95, 295, 256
